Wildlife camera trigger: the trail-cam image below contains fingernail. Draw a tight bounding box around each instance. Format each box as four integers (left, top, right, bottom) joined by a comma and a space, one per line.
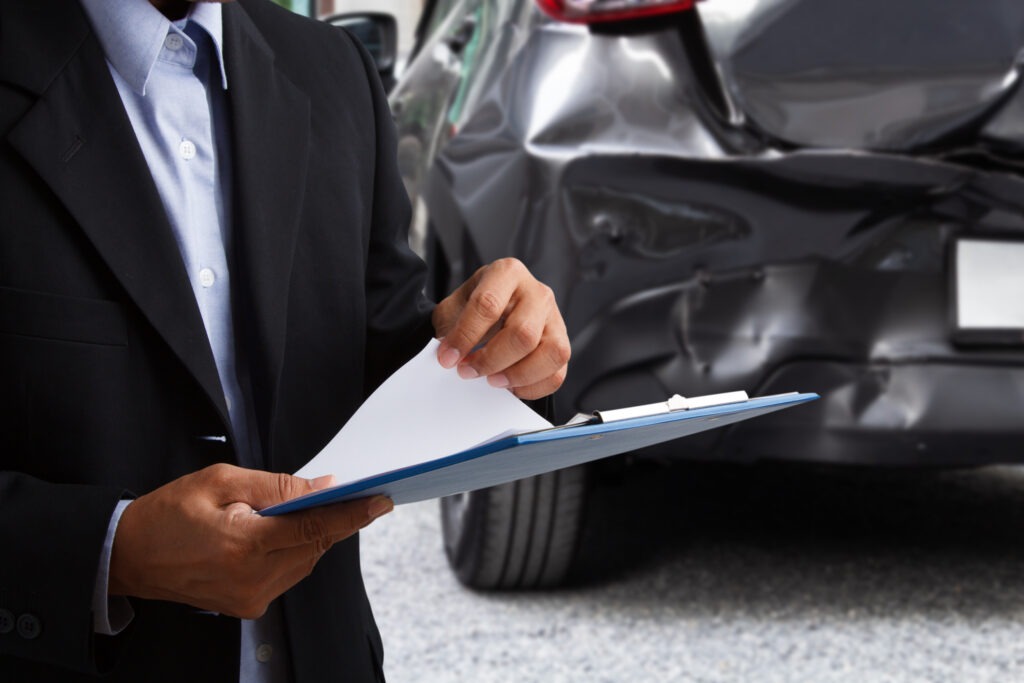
310, 474, 336, 490
368, 496, 394, 519
487, 373, 510, 388
457, 364, 479, 380
438, 346, 461, 369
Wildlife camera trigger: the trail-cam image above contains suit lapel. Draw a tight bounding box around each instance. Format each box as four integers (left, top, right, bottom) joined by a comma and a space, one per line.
6, 7, 231, 431
222, 4, 311, 465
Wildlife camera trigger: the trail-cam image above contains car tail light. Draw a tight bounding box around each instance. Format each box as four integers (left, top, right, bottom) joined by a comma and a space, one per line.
537, 0, 698, 24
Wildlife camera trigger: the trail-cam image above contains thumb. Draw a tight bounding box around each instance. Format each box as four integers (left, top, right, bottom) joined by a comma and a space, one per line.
224, 469, 336, 510
432, 270, 478, 340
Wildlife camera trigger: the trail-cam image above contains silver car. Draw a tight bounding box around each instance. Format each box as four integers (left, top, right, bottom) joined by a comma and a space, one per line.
345, 0, 1024, 589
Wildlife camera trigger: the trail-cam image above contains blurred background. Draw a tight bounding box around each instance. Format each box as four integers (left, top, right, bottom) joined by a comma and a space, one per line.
276, 0, 424, 67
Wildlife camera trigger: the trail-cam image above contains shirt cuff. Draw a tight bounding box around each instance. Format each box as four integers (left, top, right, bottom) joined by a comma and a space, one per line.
92, 499, 135, 636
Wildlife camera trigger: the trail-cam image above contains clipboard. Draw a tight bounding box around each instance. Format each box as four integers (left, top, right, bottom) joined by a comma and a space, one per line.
260, 391, 818, 516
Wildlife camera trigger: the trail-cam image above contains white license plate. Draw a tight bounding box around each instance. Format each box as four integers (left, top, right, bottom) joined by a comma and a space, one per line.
955, 239, 1024, 334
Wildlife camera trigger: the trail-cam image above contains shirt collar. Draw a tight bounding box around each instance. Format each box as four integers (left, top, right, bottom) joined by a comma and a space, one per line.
79, 0, 228, 96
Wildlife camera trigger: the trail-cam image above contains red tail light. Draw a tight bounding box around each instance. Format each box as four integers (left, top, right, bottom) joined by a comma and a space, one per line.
537, 0, 698, 24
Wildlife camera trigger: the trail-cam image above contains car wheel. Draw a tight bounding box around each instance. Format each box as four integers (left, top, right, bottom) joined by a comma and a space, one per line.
440, 465, 589, 589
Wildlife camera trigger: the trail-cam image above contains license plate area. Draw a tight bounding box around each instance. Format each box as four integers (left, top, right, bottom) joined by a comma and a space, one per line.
952, 238, 1024, 346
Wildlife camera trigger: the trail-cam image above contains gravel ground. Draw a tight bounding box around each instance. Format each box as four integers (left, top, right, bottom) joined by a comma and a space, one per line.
360, 462, 1024, 682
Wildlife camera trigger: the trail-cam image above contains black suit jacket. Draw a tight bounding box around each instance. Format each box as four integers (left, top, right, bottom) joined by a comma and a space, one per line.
0, 1, 434, 680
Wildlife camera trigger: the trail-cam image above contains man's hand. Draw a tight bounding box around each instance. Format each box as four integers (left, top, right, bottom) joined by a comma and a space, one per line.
433, 258, 570, 400
109, 464, 392, 619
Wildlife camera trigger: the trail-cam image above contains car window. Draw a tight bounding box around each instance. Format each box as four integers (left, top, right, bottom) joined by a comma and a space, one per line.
271, 0, 313, 17
420, 0, 464, 43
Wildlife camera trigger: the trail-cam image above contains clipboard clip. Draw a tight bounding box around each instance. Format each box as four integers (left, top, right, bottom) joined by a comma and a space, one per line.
585, 391, 751, 424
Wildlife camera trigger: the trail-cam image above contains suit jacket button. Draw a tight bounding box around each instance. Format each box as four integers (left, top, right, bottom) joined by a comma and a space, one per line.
16, 614, 41, 640
0, 609, 13, 634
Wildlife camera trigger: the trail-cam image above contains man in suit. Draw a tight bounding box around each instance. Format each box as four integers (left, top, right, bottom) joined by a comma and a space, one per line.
0, 0, 570, 681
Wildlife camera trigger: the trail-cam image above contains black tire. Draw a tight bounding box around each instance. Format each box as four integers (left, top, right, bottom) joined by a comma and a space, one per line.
440, 465, 589, 589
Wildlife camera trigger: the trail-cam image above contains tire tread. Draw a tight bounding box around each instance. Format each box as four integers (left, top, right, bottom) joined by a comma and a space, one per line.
442, 466, 589, 590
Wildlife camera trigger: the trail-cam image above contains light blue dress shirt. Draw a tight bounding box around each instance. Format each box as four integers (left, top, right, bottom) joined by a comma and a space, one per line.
79, 1, 288, 681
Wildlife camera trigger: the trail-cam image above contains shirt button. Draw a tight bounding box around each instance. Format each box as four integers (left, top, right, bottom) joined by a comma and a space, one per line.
255, 643, 273, 663
199, 268, 216, 288
165, 33, 184, 51
179, 139, 197, 161
16, 614, 41, 640
0, 609, 13, 634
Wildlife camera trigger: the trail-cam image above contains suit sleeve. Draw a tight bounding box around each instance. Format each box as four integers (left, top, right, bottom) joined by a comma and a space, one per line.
351, 34, 437, 394
0, 472, 128, 673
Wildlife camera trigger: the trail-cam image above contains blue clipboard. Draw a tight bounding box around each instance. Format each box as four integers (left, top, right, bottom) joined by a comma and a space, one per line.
260, 392, 818, 516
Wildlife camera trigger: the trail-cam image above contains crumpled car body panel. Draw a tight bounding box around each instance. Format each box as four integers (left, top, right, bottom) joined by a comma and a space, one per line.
390, 0, 1024, 465
704, 0, 1024, 151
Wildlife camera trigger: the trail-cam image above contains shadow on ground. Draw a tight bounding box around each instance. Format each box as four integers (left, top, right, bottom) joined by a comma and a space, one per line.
567, 460, 1024, 619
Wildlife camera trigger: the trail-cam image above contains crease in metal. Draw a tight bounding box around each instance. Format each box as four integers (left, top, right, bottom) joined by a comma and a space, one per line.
391, 0, 1024, 466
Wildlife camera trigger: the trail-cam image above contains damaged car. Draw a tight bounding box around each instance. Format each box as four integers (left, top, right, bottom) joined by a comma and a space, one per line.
361, 0, 1024, 588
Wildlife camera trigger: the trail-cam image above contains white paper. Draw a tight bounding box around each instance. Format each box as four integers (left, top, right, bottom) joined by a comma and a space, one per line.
294, 339, 553, 482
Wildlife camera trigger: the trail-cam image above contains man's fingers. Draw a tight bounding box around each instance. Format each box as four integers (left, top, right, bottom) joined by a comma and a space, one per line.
510, 365, 569, 400
201, 540, 332, 620
460, 284, 561, 379
431, 268, 478, 341
433, 256, 569, 401
208, 495, 391, 619
248, 496, 393, 552
494, 333, 570, 392
204, 463, 336, 510
261, 498, 389, 588
224, 497, 395, 614
436, 259, 527, 368
107, 465, 387, 618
